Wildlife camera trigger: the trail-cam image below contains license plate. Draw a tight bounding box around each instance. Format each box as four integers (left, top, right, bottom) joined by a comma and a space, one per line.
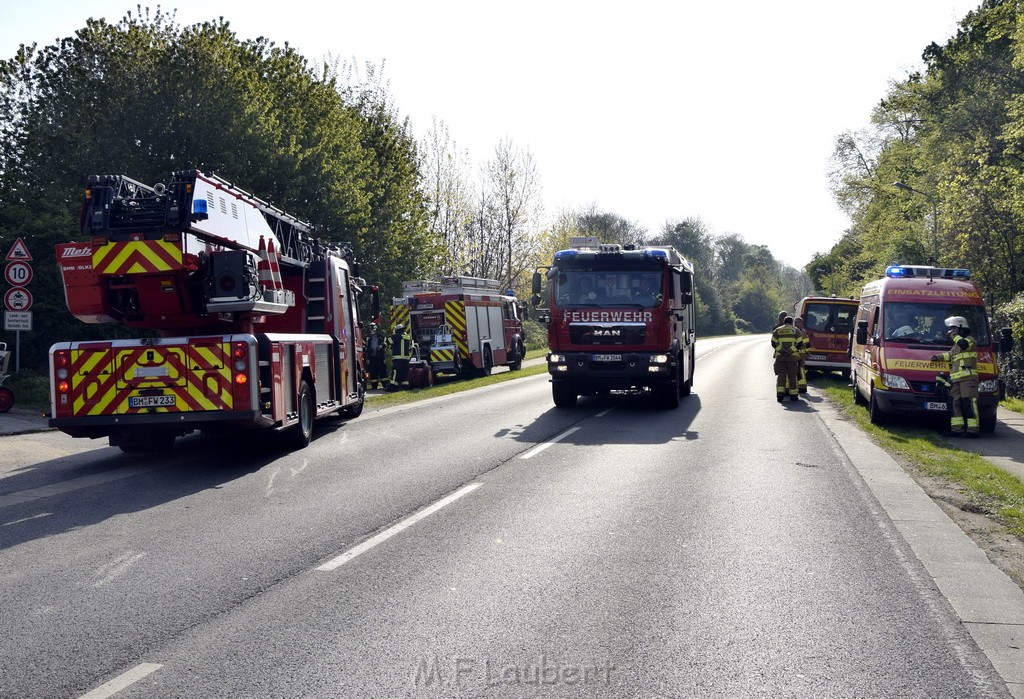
808, 354, 826, 361
129, 395, 175, 408
593, 354, 622, 362
925, 401, 948, 411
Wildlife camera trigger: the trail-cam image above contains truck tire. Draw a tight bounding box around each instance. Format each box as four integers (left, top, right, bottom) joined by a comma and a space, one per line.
654, 364, 682, 409
980, 410, 997, 433
681, 348, 694, 396
288, 380, 314, 448
339, 379, 365, 419
478, 347, 493, 378
509, 340, 524, 371
552, 381, 577, 407
868, 388, 887, 425
0, 386, 13, 413
852, 377, 867, 406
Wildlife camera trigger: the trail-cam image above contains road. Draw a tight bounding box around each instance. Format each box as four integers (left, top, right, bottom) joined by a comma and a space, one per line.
0, 336, 1012, 698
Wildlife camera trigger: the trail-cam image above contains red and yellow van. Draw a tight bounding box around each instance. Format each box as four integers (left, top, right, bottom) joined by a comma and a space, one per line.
850, 265, 1007, 430
795, 296, 858, 379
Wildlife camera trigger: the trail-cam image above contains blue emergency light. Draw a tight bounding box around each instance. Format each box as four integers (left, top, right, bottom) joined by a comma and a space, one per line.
885, 265, 971, 279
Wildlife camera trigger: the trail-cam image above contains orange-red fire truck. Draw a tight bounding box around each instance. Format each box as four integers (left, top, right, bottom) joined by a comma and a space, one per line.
532, 237, 696, 408
390, 276, 527, 387
49, 170, 378, 451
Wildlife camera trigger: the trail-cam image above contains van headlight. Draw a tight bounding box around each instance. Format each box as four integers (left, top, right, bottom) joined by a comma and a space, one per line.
650, 354, 669, 364
883, 373, 910, 390
978, 379, 998, 393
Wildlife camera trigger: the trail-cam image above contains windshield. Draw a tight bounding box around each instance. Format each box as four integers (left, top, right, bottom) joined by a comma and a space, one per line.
883, 302, 990, 345
804, 302, 856, 334
554, 270, 663, 308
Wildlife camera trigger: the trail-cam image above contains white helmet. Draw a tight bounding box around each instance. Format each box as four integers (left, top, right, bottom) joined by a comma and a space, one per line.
944, 316, 969, 333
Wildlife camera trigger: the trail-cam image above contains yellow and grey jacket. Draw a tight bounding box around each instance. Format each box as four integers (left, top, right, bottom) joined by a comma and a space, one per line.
935, 335, 978, 382
771, 325, 801, 359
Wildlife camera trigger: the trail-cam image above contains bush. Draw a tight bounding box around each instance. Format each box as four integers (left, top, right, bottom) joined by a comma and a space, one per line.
5, 369, 50, 412
992, 293, 1024, 398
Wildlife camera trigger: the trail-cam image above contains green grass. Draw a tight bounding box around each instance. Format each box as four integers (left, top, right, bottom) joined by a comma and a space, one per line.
1003, 395, 1024, 414
815, 374, 1024, 537
365, 354, 549, 409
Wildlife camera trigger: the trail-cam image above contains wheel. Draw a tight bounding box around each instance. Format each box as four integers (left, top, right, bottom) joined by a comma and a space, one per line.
552, 381, 577, 407
407, 365, 424, 388
868, 388, 887, 425
339, 377, 365, 419
509, 340, 524, 371
0, 386, 13, 413
980, 411, 997, 433
288, 380, 314, 448
681, 348, 694, 396
654, 363, 682, 409
852, 375, 867, 406
478, 348, 493, 377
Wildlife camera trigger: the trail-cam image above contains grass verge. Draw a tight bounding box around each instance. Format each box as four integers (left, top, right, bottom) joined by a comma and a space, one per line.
814, 374, 1024, 537
1003, 395, 1024, 414
364, 350, 549, 410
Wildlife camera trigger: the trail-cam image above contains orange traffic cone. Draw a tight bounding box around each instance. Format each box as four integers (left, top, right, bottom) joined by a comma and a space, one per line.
256, 236, 275, 290
266, 238, 283, 290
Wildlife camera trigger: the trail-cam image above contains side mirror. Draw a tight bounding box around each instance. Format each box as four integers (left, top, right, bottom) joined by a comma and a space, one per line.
855, 320, 868, 346
531, 271, 542, 307
1000, 326, 1014, 353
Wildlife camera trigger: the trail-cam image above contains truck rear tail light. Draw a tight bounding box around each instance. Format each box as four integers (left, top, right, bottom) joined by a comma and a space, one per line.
235, 373, 248, 385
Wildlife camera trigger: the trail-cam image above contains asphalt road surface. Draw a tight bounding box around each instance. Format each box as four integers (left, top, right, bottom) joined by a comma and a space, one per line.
0, 336, 1011, 698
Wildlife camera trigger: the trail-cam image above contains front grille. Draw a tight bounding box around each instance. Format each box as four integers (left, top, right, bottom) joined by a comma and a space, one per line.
568, 323, 646, 345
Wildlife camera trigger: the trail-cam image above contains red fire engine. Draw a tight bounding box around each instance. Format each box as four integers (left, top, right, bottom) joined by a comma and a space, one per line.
390, 276, 527, 387
532, 237, 696, 408
49, 170, 378, 451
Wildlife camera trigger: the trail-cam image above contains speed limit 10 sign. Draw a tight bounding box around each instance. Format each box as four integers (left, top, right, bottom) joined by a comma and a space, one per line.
5, 261, 32, 287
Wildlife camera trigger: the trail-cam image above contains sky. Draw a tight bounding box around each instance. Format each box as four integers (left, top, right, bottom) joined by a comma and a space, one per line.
0, 0, 984, 270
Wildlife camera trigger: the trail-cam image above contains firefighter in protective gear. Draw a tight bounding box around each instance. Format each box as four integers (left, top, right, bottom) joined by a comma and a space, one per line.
931, 316, 980, 436
793, 316, 810, 393
365, 323, 389, 389
771, 316, 801, 402
388, 323, 414, 391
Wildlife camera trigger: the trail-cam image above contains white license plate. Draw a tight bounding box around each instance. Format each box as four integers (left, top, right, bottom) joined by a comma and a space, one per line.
808, 354, 826, 361
593, 354, 622, 362
925, 401, 948, 411
129, 395, 175, 408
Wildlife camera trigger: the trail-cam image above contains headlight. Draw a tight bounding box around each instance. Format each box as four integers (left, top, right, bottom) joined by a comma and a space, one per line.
883, 373, 910, 390
650, 354, 669, 364
978, 379, 998, 393
548, 354, 565, 363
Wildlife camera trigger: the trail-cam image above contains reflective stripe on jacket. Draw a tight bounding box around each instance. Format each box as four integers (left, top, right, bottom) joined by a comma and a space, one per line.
771, 325, 800, 359
936, 335, 978, 382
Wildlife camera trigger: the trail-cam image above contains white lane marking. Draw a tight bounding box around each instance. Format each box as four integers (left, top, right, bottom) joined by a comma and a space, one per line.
78, 663, 163, 699
317, 483, 482, 571
1, 512, 52, 527
520, 426, 580, 460
595, 406, 616, 418
92, 551, 147, 588
0, 465, 159, 510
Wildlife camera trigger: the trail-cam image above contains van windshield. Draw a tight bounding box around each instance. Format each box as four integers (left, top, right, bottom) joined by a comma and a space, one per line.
804, 302, 857, 334
883, 302, 990, 345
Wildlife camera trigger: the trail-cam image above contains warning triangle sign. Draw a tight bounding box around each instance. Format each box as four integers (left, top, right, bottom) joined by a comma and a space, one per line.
5, 238, 32, 262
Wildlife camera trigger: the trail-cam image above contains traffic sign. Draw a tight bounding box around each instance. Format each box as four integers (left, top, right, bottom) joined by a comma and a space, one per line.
3, 311, 31, 331
4, 261, 32, 287
4, 287, 32, 311
5, 238, 32, 261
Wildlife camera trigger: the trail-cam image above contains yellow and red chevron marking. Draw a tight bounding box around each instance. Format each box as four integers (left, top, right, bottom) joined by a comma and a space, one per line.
390, 304, 410, 332
92, 240, 182, 275
430, 348, 456, 364
67, 342, 234, 417
445, 300, 469, 358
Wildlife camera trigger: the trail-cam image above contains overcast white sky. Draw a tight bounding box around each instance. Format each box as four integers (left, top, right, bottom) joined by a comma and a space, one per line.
1, 0, 982, 269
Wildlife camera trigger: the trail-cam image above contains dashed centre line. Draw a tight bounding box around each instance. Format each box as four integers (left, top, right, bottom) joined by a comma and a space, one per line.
519, 426, 581, 460
78, 663, 163, 699
317, 483, 482, 571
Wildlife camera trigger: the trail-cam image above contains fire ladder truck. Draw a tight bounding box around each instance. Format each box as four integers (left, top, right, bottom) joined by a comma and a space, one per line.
390, 276, 527, 387
49, 169, 379, 452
